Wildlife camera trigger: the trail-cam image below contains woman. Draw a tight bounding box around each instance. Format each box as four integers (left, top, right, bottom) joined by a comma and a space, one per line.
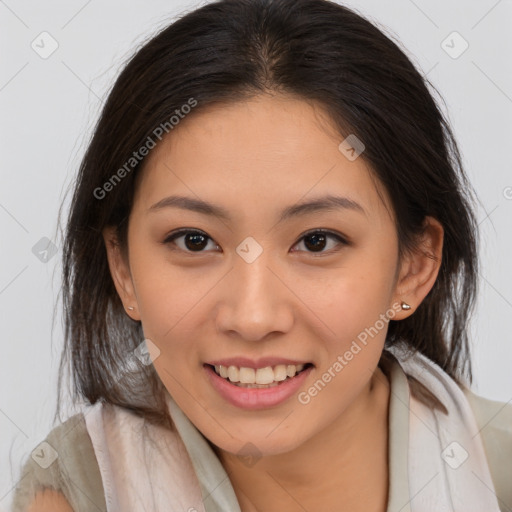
11, 0, 512, 511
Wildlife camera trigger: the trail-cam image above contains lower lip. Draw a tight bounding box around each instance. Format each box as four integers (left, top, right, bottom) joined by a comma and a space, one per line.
204, 364, 313, 410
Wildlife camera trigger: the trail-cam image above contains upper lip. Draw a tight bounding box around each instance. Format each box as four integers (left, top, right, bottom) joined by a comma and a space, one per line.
205, 357, 312, 369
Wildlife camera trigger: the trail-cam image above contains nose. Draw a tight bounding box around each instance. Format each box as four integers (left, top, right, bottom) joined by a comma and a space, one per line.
215, 249, 294, 342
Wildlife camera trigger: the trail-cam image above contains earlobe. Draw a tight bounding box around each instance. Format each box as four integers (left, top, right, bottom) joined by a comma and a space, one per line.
102, 226, 141, 321
391, 216, 444, 319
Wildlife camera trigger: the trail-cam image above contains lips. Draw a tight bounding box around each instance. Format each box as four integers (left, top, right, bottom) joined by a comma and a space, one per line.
204, 362, 314, 409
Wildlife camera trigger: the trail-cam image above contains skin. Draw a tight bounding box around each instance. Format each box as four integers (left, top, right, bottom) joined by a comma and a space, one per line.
103, 93, 443, 512
27, 489, 74, 512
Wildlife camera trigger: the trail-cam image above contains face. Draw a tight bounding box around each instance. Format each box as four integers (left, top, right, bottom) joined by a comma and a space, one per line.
106, 94, 417, 457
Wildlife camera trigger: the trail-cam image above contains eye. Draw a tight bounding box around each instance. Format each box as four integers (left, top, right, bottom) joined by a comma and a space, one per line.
163, 228, 348, 254
291, 229, 348, 254
163, 229, 220, 253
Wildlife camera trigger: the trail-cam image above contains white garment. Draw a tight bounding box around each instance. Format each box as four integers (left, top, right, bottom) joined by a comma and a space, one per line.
83, 348, 502, 512
83, 401, 206, 512
393, 346, 501, 511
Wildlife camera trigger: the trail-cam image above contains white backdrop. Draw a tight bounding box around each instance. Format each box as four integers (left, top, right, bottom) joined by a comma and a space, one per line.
1, 0, 511, 508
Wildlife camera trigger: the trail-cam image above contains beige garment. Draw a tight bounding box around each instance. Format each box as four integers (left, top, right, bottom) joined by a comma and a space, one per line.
9, 351, 512, 511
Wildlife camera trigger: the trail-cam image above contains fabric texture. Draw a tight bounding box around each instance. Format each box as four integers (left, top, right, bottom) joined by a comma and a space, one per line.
389, 345, 501, 511
9, 413, 107, 512
10, 348, 512, 511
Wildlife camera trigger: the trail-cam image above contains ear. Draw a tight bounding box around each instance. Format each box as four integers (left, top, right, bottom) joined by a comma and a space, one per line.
102, 226, 141, 321
390, 216, 444, 320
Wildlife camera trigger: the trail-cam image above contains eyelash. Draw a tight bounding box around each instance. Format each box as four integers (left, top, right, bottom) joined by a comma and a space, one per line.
162, 228, 349, 255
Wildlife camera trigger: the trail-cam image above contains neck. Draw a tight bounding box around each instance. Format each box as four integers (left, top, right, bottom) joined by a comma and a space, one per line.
214, 366, 391, 512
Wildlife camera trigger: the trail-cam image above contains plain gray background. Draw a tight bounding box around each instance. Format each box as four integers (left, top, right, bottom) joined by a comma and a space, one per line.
1, 0, 511, 508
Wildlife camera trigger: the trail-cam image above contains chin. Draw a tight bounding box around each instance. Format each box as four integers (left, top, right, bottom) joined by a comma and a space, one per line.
206, 421, 310, 459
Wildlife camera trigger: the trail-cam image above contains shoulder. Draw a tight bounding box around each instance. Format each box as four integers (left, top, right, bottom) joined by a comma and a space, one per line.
462, 386, 512, 512
462, 386, 512, 438
10, 411, 106, 512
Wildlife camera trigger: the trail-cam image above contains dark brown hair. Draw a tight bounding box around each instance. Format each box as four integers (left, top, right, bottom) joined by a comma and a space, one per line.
56, 0, 479, 429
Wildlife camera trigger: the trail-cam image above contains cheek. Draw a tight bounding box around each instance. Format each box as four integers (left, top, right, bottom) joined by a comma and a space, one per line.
126, 243, 201, 364
129, 224, 397, 362
292, 256, 396, 425
128, 234, 205, 326
298, 247, 398, 348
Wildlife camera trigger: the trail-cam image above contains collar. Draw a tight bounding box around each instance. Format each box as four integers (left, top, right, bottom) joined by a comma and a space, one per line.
165, 354, 412, 512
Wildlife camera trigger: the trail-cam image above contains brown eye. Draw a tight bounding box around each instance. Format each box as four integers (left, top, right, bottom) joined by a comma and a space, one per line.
163, 229, 219, 252
163, 228, 347, 255
292, 230, 347, 254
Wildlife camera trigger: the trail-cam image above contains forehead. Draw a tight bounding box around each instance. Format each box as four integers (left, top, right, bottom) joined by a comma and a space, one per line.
133, 94, 393, 224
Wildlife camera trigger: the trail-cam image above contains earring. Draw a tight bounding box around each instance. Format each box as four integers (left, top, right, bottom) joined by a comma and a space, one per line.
127, 306, 135, 311
401, 301, 411, 311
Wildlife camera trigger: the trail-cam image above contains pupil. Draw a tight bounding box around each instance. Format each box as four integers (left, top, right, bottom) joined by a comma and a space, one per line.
185, 233, 207, 251
183, 233, 327, 252
305, 233, 326, 251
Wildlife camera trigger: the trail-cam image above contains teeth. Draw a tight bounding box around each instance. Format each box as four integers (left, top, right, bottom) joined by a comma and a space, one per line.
255, 367, 274, 384
227, 365, 239, 382
214, 363, 306, 384
239, 367, 255, 384
274, 364, 288, 381
286, 365, 297, 378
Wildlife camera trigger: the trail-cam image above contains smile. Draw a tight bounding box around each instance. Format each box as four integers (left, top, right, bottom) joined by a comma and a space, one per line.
209, 363, 312, 387
203, 362, 314, 410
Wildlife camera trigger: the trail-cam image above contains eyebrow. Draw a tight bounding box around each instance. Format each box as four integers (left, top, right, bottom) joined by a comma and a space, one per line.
148, 194, 366, 222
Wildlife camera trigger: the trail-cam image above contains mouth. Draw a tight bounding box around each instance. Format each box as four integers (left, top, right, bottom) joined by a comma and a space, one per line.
204, 362, 314, 389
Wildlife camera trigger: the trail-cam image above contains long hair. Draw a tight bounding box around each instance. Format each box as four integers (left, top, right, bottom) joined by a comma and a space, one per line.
57, 0, 479, 429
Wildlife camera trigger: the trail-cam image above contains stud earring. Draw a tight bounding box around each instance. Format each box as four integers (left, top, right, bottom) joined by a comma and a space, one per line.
127, 306, 135, 311
401, 301, 411, 311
